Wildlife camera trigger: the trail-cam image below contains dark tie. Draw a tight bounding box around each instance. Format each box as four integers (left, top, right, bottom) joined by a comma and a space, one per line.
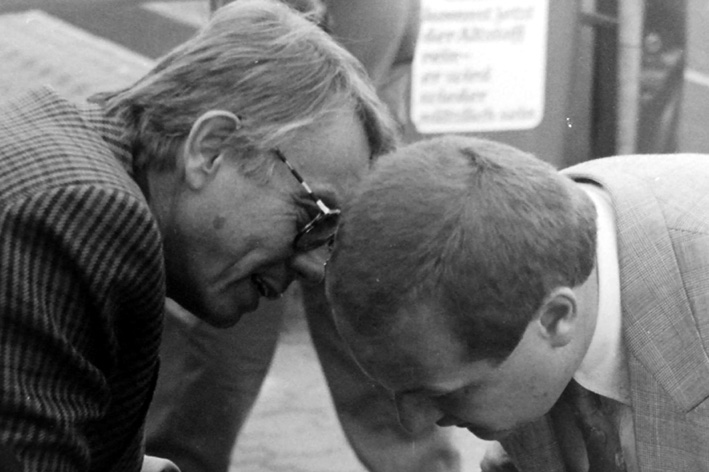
560, 379, 627, 472
0, 443, 22, 472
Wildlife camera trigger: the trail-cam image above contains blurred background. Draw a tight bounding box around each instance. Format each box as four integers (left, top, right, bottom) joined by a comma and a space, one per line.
1, 1, 707, 471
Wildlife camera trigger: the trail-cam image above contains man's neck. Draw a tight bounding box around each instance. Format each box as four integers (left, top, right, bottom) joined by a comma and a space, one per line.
144, 165, 182, 236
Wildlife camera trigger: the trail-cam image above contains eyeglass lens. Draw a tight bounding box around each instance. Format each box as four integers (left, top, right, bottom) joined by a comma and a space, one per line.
294, 209, 340, 252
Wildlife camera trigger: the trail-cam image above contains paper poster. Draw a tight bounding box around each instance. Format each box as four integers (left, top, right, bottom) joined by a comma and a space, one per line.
411, 0, 549, 134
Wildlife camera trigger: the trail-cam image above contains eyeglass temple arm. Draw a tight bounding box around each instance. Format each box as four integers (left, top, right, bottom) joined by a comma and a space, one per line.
275, 151, 338, 215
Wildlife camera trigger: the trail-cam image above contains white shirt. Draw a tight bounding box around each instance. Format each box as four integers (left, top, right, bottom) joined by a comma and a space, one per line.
573, 183, 638, 472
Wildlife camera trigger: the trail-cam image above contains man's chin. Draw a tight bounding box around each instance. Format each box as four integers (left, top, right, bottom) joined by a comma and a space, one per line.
168, 294, 254, 329
199, 303, 254, 328
465, 425, 514, 441
466, 418, 537, 441
203, 314, 244, 329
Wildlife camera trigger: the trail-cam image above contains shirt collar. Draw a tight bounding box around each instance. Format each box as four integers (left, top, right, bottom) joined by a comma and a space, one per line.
574, 183, 631, 405
78, 100, 136, 179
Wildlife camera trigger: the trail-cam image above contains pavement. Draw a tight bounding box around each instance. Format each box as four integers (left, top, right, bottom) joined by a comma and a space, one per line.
3, 2, 709, 472
226, 287, 379, 472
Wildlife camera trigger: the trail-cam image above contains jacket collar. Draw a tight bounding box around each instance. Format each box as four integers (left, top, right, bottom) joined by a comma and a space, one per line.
565, 162, 709, 412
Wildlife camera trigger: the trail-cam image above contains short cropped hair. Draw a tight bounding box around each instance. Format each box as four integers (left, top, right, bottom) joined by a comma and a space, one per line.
92, 0, 396, 172
327, 136, 597, 362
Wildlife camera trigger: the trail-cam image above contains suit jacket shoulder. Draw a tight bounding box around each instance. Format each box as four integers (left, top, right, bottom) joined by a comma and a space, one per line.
565, 154, 709, 409
501, 154, 709, 471
0, 88, 165, 472
0, 87, 144, 207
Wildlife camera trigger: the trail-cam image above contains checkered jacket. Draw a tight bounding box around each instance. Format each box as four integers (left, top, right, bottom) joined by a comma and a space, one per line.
0, 88, 165, 472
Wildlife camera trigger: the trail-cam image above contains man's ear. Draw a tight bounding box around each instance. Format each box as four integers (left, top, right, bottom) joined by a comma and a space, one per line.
182, 110, 241, 189
537, 287, 577, 348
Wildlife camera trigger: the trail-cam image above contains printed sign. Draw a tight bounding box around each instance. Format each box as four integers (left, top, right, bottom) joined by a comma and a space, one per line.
411, 0, 549, 134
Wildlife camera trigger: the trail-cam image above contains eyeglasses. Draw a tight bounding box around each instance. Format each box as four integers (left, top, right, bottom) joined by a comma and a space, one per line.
274, 149, 341, 253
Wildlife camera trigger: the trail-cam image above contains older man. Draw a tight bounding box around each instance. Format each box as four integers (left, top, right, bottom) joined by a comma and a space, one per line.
327, 135, 709, 471
0, 1, 396, 470
144, 1, 465, 472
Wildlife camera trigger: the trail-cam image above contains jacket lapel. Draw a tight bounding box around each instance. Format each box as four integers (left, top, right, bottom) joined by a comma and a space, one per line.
567, 164, 709, 411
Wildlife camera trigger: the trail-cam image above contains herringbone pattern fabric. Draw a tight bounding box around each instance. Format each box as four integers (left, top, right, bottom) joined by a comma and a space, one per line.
0, 88, 165, 472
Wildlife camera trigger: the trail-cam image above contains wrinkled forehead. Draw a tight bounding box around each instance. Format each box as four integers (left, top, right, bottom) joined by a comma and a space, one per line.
283, 108, 371, 197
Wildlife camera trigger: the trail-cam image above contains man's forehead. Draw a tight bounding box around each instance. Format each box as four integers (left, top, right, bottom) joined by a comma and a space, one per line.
285, 109, 370, 199
287, 109, 367, 162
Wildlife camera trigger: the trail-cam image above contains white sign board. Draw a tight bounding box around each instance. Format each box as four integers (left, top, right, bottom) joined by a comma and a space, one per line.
411, 0, 549, 134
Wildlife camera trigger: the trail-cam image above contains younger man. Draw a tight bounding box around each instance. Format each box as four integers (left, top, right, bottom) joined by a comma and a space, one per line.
327, 135, 709, 471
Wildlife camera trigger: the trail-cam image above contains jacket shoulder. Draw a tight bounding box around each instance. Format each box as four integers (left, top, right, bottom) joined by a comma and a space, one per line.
0, 88, 143, 207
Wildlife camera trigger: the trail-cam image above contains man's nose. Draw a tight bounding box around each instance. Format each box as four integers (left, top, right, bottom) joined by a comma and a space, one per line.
288, 248, 328, 285
394, 393, 444, 436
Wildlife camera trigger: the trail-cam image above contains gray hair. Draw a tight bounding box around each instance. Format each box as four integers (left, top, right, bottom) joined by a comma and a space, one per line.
93, 0, 396, 172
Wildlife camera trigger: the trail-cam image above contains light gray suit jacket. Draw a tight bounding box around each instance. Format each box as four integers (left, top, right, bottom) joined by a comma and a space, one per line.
500, 154, 709, 471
